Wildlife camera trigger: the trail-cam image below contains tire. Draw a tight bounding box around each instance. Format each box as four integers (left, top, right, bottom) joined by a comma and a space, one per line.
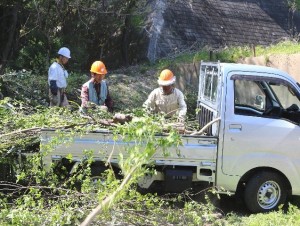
91, 164, 107, 177
88, 164, 108, 192
90, 164, 108, 183
244, 171, 287, 213
0, 163, 16, 182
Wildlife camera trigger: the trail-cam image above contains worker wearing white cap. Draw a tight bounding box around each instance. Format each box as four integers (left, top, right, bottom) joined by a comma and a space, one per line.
48, 47, 71, 107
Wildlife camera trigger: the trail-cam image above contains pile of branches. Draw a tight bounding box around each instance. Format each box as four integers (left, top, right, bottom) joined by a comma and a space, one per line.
0, 72, 49, 107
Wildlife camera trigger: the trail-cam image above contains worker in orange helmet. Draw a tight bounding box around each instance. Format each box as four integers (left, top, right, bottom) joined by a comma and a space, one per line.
143, 69, 187, 121
80, 61, 113, 113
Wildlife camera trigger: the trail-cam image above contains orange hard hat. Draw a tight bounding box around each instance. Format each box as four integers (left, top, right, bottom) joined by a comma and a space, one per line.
158, 69, 176, 86
90, 61, 107, 74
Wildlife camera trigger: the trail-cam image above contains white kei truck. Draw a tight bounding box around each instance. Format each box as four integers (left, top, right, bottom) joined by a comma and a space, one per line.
41, 62, 300, 213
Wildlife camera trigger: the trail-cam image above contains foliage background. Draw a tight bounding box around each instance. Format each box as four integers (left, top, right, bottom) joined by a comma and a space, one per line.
1, 0, 300, 225
0, 0, 150, 75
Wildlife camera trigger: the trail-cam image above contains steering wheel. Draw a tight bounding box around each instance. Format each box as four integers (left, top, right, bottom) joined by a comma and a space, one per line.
286, 104, 299, 112
263, 106, 281, 116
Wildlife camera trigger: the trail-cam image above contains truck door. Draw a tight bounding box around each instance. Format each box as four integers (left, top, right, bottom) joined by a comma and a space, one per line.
221, 72, 300, 187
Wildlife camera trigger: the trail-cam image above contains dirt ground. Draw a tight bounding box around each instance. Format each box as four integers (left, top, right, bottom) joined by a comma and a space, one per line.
107, 66, 158, 111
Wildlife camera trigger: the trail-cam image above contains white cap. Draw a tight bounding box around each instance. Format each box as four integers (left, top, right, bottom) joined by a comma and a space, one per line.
58, 47, 71, 58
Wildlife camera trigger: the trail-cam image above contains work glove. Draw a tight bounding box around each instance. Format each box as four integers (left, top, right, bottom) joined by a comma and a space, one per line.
113, 113, 133, 124
86, 102, 97, 109
86, 102, 108, 112
178, 116, 185, 123
50, 80, 58, 95
96, 105, 108, 112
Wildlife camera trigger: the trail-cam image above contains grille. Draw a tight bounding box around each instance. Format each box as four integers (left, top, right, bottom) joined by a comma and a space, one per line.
197, 104, 214, 136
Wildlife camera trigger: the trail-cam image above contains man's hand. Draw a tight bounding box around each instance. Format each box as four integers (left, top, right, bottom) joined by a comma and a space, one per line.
113, 113, 133, 124
177, 116, 185, 123
96, 105, 108, 112
86, 102, 108, 112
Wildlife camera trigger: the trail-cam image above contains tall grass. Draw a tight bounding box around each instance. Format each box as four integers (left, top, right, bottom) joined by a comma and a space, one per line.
294, 0, 300, 10
158, 40, 300, 66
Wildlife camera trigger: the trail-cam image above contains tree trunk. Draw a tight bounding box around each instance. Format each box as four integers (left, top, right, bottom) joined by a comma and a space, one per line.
121, 16, 130, 66
0, 6, 18, 74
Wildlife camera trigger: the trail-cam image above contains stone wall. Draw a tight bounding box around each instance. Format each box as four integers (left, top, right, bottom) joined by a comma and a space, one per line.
147, 0, 294, 62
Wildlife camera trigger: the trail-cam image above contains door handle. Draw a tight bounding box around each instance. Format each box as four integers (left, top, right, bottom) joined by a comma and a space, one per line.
229, 124, 242, 131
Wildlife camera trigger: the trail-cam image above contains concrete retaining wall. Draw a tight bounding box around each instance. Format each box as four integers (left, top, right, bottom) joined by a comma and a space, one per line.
240, 54, 300, 82
174, 54, 300, 92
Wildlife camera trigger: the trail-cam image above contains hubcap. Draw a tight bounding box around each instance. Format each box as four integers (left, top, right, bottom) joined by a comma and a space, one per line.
257, 180, 281, 209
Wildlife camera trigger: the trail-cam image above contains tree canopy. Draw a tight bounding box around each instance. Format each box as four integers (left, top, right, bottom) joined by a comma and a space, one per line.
0, 0, 148, 74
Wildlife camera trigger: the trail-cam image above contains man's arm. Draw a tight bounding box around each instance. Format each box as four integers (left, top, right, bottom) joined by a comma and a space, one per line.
143, 90, 156, 112
49, 80, 58, 95
177, 91, 187, 120
105, 87, 113, 112
48, 63, 59, 95
81, 85, 89, 108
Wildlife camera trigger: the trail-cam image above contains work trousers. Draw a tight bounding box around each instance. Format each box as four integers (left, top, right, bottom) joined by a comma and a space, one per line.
49, 88, 69, 107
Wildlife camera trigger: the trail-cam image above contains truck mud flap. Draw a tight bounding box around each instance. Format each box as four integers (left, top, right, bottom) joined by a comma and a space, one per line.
164, 169, 193, 193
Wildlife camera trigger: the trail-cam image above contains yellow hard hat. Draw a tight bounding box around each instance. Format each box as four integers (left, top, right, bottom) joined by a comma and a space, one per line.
158, 69, 176, 86
90, 61, 107, 74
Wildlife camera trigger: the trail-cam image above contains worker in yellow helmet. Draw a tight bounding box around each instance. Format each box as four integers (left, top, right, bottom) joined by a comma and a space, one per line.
80, 61, 113, 113
143, 69, 187, 121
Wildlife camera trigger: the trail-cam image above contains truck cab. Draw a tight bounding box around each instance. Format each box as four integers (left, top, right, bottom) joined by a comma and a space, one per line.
199, 62, 300, 213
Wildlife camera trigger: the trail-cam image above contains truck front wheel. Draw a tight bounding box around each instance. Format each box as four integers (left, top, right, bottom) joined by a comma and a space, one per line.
244, 171, 287, 213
